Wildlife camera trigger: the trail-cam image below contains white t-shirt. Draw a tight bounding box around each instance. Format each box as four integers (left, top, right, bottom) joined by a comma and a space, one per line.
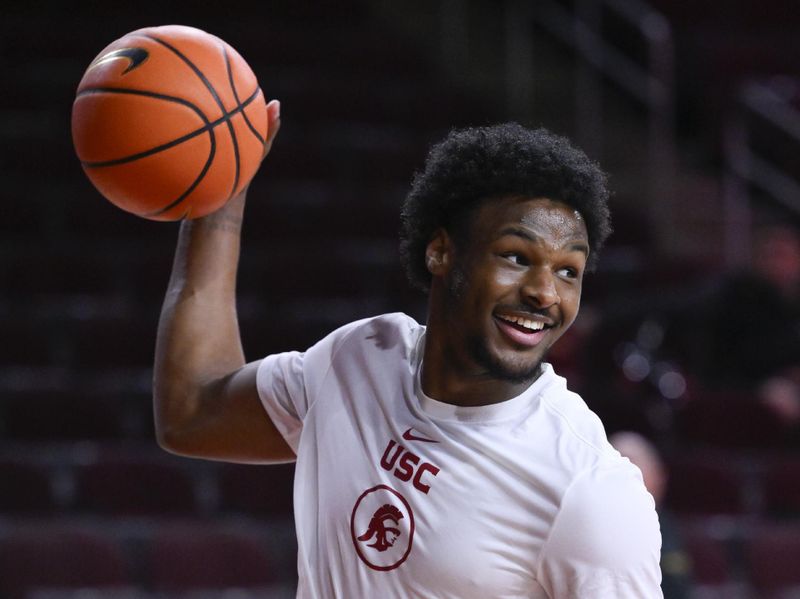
257, 313, 662, 598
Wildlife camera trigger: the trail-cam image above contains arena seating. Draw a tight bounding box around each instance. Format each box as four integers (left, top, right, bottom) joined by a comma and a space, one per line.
0, 526, 132, 599
675, 391, 788, 449
762, 455, 800, 519
217, 462, 296, 518
147, 524, 280, 591
0, 2, 483, 595
73, 456, 199, 517
745, 522, 800, 598
2, 0, 800, 597
665, 452, 753, 516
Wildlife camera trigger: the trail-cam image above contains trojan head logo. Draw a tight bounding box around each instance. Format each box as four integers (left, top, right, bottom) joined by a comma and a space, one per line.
351, 485, 415, 571
357, 504, 403, 552
88, 47, 149, 75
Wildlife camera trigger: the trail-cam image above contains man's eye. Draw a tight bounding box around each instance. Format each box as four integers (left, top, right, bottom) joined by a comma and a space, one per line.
502, 252, 528, 265
557, 267, 578, 278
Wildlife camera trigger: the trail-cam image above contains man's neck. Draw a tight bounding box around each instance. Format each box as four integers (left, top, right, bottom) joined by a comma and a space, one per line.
419, 342, 541, 407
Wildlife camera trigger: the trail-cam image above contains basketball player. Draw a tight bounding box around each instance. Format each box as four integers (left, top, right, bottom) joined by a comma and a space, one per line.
154, 99, 663, 597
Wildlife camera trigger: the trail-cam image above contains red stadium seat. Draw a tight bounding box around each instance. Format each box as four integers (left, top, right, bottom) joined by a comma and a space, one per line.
762, 455, 800, 519
1, 388, 146, 440
676, 392, 785, 449
745, 522, 800, 597
0, 526, 131, 599
217, 462, 295, 518
148, 525, 280, 591
678, 521, 733, 586
665, 453, 749, 516
74, 456, 198, 516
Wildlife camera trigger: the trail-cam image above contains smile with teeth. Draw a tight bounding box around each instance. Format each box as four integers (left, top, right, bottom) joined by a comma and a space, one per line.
496, 314, 547, 332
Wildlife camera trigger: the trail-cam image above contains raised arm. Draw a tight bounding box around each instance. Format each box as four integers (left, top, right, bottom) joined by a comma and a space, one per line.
153, 100, 294, 464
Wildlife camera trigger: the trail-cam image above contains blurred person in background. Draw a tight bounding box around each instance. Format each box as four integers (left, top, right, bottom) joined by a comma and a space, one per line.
610, 431, 692, 599
585, 221, 800, 447
699, 222, 800, 431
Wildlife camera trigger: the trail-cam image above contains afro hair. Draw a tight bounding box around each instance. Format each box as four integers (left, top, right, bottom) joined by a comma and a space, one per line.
399, 123, 612, 291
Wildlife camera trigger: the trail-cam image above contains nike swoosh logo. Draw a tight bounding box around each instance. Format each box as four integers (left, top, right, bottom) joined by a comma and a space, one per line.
88, 47, 149, 75
402, 428, 439, 443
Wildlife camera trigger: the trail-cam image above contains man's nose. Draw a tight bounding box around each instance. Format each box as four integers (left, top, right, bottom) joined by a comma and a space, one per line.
522, 267, 560, 308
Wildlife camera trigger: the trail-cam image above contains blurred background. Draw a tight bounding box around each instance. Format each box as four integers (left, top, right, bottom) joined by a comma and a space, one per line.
2, 0, 800, 597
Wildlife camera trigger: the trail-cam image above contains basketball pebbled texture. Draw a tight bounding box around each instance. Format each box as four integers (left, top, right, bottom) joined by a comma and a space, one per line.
72, 25, 268, 220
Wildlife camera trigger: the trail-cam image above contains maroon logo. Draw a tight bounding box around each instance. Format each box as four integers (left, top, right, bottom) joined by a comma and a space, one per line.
402, 428, 439, 443
351, 485, 414, 571
380, 440, 440, 494
357, 504, 403, 551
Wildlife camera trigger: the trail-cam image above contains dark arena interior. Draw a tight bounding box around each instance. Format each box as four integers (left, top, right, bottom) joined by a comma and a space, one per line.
2, 0, 800, 597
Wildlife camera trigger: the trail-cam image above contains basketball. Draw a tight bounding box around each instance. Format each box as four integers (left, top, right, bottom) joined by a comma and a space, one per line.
71, 25, 268, 221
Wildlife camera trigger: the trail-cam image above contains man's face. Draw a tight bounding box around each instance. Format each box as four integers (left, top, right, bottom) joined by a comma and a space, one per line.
435, 196, 589, 383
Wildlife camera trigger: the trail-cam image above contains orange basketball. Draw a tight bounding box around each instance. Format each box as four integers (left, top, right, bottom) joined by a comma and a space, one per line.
71, 25, 268, 220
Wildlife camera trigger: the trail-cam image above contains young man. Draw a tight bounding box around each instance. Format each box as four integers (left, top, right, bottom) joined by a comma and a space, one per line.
154, 100, 663, 598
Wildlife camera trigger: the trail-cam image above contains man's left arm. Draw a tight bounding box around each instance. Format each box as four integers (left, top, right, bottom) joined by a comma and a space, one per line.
537, 461, 663, 598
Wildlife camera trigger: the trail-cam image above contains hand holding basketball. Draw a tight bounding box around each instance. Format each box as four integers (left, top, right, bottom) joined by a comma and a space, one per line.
72, 25, 270, 221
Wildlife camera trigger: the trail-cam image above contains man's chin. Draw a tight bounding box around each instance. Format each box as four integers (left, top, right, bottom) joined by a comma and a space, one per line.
471, 338, 545, 384
488, 360, 543, 384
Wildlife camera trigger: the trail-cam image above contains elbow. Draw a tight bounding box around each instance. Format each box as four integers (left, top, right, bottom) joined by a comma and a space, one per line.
153, 385, 206, 457
154, 420, 199, 458
154, 411, 219, 460
155, 426, 185, 456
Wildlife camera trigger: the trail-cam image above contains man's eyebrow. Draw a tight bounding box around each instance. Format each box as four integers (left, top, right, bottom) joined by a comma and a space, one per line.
497, 227, 589, 255
568, 242, 590, 256
497, 226, 536, 242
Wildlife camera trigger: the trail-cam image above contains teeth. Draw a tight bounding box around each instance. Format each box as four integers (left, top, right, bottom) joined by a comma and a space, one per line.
499, 315, 545, 331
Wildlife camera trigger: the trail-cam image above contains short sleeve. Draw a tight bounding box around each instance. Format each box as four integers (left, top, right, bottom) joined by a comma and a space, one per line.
537, 460, 663, 598
257, 350, 307, 453
255, 318, 369, 453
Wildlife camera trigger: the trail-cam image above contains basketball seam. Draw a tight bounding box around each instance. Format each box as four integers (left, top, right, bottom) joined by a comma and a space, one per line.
221, 48, 242, 200
224, 47, 265, 147
77, 87, 261, 169
143, 142, 216, 218
76, 66, 217, 218
76, 87, 210, 167
146, 34, 241, 204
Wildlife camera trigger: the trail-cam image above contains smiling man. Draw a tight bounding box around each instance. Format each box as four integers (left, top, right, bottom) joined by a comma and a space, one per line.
154, 111, 663, 598
422, 196, 589, 403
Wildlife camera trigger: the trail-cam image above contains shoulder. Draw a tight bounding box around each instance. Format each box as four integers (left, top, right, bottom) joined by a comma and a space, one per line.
537, 368, 614, 464
256, 313, 423, 420
538, 455, 662, 595
349, 312, 424, 343
276, 313, 424, 388
532, 373, 662, 592
258, 313, 421, 380
303, 312, 421, 353
316, 312, 424, 361
554, 457, 661, 562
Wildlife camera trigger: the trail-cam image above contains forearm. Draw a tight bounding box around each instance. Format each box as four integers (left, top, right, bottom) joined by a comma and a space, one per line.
153, 192, 248, 444
152, 99, 284, 460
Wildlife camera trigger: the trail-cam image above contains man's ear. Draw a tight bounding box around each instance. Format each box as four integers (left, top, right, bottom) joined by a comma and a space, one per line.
425, 228, 452, 276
